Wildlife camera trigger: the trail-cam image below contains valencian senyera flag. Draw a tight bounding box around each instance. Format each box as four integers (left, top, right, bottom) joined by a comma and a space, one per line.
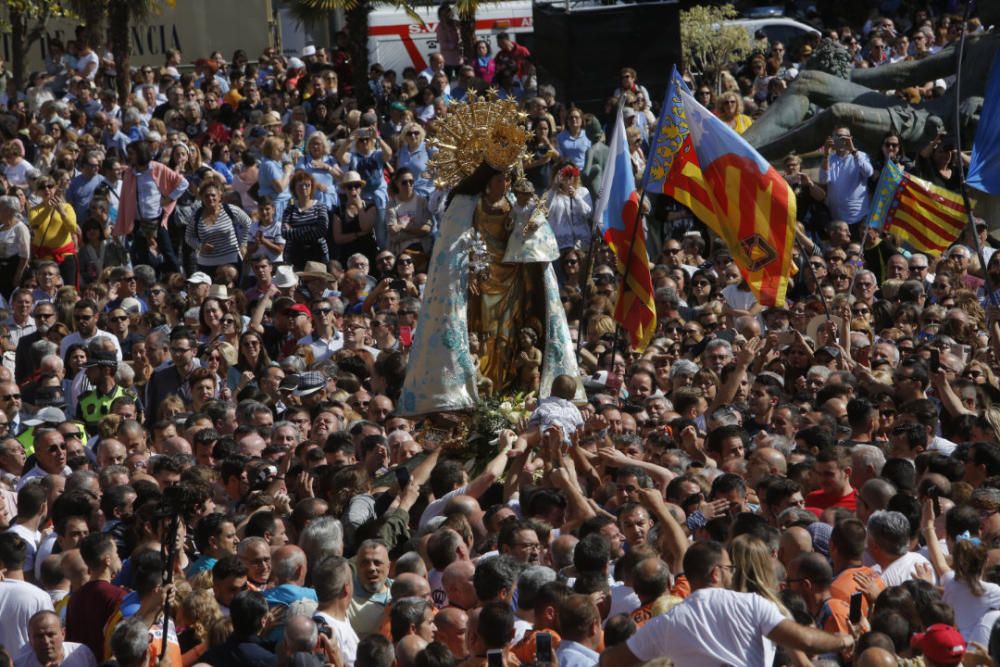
867, 159, 968, 256
644, 66, 797, 307
593, 101, 656, 350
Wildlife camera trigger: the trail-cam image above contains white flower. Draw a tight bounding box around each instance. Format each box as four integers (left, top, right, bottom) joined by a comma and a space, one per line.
499, 401, 513, 412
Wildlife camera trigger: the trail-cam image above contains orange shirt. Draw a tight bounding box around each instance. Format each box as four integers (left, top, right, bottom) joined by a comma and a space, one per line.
511, 629, 562, 664
670, 574, 691, 599
830, 566, 884, 619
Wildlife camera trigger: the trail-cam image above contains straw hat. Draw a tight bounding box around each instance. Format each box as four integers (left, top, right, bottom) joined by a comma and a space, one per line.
297, 261, 335, 282
207, 284, 230, 301
340, 171, 366, 189
260, 110, 283, 127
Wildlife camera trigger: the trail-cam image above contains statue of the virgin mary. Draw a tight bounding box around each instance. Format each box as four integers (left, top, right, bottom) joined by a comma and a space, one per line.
398, 94, 582, 416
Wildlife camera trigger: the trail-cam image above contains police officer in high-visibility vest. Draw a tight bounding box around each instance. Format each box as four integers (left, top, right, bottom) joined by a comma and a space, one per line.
76, 345, 132, 436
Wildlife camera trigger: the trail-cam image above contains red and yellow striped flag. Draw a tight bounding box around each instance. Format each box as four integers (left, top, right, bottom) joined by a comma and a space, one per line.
868, 160, 968, 256
644, 68, 797, 306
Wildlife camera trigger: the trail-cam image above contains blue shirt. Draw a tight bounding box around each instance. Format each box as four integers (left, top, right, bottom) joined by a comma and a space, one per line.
556, 640, 600, 667
556, 130, 592, 170
397, 142, 435, 198
66, 173, 106, 219
819, 151, 874, 224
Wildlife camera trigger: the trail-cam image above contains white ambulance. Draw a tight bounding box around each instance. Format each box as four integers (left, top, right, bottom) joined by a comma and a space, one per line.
367, 1, 533, 73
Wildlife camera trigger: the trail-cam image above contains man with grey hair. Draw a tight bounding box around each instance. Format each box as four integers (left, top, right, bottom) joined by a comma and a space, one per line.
702, 339, 733, 375
263, 545, 318, 619
515, 566, 557, 637
110, 616, 150, 667
850, 445, 886, 490
313, 555, 358, 666
866, 510, 932, 586
298, 516, 344, 573
389, 597, 436, 643
282, 614, 320, 658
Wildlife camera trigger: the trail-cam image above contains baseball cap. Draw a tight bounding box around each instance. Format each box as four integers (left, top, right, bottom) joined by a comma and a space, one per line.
186, 271, 212, 285
911, 624, 965, 665
286, 304, 313, 319
25, 406, 67, 427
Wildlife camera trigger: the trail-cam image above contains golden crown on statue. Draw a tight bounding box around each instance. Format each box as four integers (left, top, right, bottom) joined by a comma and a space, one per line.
426, 90, 530, 189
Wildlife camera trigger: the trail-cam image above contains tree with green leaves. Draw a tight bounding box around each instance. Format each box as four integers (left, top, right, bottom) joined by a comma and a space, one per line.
680, 4, 757, 93
2, 0, 76, 89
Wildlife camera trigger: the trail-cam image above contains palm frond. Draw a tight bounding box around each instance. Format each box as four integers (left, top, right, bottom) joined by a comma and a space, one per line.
285, 0, 361, 27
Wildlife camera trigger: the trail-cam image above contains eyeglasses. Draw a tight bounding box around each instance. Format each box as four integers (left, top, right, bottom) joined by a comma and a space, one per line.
150, 288, 165, 295
74, 314, 93, 321
693, 280, 710, 287
222, 318, 237, 325
0, 394, 21, 401
663, 248, 681, 255
242, 339, 261, 347
398, 258, 413, 265
406, 131, 420, 136
35, 312, 55, 320
345, 184, 362, 190
314, 308, 332, 315
111, 315, 129, 322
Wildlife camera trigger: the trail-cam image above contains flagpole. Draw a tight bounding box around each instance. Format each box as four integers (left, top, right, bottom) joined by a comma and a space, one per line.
953, 0, 999, 306
794, 237, 832, 322
578, 96, 629, 366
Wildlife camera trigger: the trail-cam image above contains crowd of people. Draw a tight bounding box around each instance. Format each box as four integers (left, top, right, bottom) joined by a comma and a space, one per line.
0, 1, 996, 666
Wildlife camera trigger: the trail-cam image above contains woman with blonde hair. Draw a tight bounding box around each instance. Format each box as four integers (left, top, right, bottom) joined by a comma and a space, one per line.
716, 91, 753, 134
257, 136, 294, 223
29, 175, 79, 288
177, 587, 223, 666
728, 534, 788, 615
396, 122, 435, 198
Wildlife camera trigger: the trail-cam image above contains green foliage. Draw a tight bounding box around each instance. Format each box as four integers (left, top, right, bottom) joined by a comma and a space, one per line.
680, 4, 755, 91
0, 0, 77, 33
287, 0, 425, 27
806, 37, 852, 80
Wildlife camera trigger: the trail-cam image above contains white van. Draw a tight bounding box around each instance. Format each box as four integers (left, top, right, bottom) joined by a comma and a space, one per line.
723, 17, 820, 47
367, 1, 533, 73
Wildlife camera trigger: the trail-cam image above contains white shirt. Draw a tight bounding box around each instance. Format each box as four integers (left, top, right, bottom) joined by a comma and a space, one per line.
6, 524, 41, 574
314, 611, 358, 667
298, 331, 344, 364
59, 330, 123, 361
14, 640, 96, 667
625, 587, 786, 667
875, 551, 935, 587
929, 435, 957, 456
17, 464, 71, 491
0, 579, 54, 652
419, 484, 469, 530
941, 570, 1000, 640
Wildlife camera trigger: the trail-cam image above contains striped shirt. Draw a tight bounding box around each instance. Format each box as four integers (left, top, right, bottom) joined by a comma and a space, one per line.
185, 203, 251, 266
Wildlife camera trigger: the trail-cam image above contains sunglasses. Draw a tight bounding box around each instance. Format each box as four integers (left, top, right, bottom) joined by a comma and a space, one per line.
111, 315, 129, 322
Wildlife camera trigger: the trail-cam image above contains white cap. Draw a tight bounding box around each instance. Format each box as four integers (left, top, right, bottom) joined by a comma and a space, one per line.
24, 407, 67, 426
186, 271, 212, 285
288, 57, 306, 70
120, 297, 141, 314
302, 45, 317, 57
164, 66, 181, 79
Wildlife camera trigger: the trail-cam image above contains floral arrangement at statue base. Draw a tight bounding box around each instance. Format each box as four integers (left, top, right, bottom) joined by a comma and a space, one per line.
418, 393, 533, 476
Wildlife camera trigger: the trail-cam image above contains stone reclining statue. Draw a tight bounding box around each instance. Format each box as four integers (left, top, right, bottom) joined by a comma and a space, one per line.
743, 6, 1000, 161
